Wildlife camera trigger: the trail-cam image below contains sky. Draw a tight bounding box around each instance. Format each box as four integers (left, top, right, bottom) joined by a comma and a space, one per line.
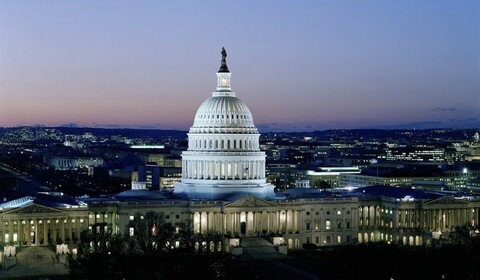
0, 1, 479, 132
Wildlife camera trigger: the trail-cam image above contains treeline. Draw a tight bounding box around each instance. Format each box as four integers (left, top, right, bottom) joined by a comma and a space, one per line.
68, 212, 230, 280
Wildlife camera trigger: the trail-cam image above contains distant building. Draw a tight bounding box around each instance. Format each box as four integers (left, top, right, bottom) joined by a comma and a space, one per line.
48, 156, 104, 171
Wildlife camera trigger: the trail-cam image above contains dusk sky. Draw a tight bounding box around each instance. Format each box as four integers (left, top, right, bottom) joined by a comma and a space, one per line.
0, 1, 479, 132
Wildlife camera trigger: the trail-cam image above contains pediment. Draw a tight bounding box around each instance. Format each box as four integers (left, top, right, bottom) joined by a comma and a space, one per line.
225, 195, 275, 208
4, 203, 64, 215
424, 196, 469, 206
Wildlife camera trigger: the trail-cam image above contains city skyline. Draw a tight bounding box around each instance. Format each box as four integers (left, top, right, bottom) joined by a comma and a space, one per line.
0, 1, 479, 132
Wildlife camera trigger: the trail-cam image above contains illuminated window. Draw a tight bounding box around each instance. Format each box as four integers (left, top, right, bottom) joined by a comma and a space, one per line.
104, 214, 108, 218
80, 219, 83, 223
337, 210, 341, 215
326, 220, 331, 230
30, 220, 34, 225
4, 234, 9, 243
129, 216, 134, 221
13, 233, 17, 242
337, 236, 342, 243
129, 228, 134, 236
96, 214, 100, 219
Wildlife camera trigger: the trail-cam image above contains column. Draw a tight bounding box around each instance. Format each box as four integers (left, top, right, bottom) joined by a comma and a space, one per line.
44, 220, 48, 245
8, 219, 13, 244
61, 219, 65, 242
35, 220, 39, 245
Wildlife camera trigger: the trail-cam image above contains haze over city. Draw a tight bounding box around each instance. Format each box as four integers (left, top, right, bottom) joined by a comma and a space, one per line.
0, 1, 479, 131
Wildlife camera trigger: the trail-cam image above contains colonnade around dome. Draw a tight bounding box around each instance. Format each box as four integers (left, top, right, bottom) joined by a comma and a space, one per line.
187, 135, 260, 151
181, 158, 266, 181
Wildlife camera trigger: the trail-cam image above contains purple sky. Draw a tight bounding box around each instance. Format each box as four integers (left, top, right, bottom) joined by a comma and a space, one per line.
0, 1, 479, 131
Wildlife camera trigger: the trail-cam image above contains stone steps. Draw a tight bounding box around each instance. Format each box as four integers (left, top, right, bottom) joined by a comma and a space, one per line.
0, 246, 68, 278
241, 237, 287, 259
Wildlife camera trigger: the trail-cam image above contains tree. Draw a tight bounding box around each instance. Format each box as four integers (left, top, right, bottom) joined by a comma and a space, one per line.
68, 212, 231, 279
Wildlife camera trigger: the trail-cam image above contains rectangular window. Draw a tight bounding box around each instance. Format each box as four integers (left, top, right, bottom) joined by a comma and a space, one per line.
326, 220, 331, 230
13, 233, 17, 242
306, 211, 310, 216
306, 223, 310, 230
129, 216, 134, 221
176, 215, 180, 219
315, 236, 319, 244
337, 222, 342, 229
337, 210, 341, 215
129, 227, 134, 237
346, 221, 351, 229
4, 234, 9, 243
337, 236, 342, 244
326, 236, 331, 244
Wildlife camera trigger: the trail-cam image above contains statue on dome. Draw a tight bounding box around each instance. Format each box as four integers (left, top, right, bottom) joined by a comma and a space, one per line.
218, 47, 229, 72
221, 47, 227, 62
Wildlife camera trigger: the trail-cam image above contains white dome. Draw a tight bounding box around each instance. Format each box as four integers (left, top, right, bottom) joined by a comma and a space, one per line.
174, 48, 275, 200
190, 95, 258, 134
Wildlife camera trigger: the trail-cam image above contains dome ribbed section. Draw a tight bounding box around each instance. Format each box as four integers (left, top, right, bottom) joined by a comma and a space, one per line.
190, 95, 258, 134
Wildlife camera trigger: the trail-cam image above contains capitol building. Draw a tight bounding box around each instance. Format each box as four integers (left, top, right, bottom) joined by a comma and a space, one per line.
1, 50, 480, 257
